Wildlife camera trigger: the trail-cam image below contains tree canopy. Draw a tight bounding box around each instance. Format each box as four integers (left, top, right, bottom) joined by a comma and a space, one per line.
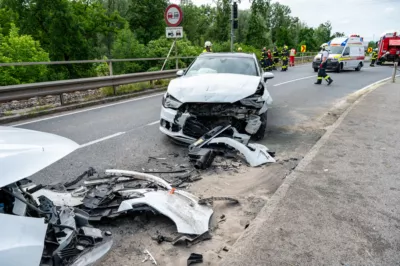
0, 0, 338, 85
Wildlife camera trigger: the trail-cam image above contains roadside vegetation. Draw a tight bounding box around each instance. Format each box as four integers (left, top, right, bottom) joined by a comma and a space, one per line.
0, 0, 347, 86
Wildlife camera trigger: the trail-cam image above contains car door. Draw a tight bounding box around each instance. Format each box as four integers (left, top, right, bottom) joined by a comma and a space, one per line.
342, 46, 351, 68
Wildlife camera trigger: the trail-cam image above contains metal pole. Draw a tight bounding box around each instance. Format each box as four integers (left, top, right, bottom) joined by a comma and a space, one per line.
108, 61, 113, 76
175, 38, 178, 69
393, 62, 398, 83
161, 39, 176, 71
230, 1, 234, 52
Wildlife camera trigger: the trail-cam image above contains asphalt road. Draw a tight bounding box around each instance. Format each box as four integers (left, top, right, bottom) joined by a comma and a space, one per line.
7, 64, 394, 185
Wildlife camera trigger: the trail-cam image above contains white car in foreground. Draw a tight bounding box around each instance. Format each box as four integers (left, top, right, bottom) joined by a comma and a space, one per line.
159, 52, 274, 144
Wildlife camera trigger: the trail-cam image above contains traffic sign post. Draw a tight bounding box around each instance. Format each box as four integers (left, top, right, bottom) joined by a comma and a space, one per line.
166, 27, 183, 38
163, 4, 184, 70
164, 4, 183, 27
300, 45, 307, 64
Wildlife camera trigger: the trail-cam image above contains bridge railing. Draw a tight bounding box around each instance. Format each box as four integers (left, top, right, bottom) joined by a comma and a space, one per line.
0, 53, 318, 104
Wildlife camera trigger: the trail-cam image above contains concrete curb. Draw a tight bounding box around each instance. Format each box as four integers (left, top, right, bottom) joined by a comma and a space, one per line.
224, 76, 396, 257
0, 87, 167, 124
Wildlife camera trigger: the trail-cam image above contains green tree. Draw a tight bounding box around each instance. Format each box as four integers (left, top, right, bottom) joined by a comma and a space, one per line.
314, 21, 332, 46
111, 23, 146, 74
127, 0, 168, 44
0, 24, 49, 85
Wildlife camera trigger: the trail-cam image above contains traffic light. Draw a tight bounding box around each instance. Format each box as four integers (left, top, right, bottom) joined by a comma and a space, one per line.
233, 2, 238, 29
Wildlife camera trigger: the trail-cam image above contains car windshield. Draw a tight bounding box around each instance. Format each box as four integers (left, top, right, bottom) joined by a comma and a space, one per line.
185, 56, 258, 77
326, 46, 344, 54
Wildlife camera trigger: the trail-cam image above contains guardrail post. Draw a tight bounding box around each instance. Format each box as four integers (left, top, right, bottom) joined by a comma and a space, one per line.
108, 60, 117, 95
60, 94, 65, 105
393, 62, 398, 83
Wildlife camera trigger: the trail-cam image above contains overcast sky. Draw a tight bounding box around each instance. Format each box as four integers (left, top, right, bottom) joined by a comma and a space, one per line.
171, 0, 400, 42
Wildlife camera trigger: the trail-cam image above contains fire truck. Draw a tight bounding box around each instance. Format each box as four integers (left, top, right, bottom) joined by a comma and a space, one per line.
376, 31, 400, 64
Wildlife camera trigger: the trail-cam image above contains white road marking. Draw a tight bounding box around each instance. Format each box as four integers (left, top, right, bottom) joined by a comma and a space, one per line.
273, 75, 316, 86
146, 120, 159, 126
79, 132, 125, 148
11, 92, 165, 127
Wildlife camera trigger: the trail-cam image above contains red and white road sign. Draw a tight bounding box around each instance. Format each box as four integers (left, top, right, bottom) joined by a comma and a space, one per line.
164, 4, 183, 27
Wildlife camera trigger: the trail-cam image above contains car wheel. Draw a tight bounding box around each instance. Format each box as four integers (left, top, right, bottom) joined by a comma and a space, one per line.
314, 68, 318, 72
355, 62, 362, 71
336, 63, 342, 73
252, 112, 267, 141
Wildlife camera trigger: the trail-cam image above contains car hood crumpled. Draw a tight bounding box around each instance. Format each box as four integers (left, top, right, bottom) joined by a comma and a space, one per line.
0, 126, 80, 187
167, 73, 261, 103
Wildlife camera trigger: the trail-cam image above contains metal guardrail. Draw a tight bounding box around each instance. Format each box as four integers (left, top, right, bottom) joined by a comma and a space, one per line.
0, 54, 318, 104
0, 69, 178, 103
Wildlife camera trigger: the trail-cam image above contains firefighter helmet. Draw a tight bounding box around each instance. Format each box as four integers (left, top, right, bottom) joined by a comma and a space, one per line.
205, 41, 212, 48
238, 47, 242, 52
320, 43, 329, 49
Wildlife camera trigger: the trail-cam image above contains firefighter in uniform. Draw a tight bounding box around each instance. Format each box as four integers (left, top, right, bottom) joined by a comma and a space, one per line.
203, 41, 212, 53
315, 43, 333, 85
370, 48, 378, 67
281, 45, 289, 71
272, 46, 279, 70
261, 47, 268, 71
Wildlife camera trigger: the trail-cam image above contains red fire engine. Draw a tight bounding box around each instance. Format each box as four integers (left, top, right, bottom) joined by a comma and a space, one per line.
376, 31, 400, 64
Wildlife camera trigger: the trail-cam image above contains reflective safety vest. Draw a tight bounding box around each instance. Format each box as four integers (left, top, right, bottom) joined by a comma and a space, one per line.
203, 48, 212, 53
372, 52, 378, 60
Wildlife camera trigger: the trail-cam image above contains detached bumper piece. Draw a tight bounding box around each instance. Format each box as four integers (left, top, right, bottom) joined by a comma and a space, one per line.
187, 125, 276, 169
188, 148, 217, 170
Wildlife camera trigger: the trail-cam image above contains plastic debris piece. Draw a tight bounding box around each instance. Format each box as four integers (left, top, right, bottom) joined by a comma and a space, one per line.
187, 253, 203, 265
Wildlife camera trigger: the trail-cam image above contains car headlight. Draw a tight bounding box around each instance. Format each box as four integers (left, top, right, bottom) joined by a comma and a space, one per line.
162, 93, 183, 109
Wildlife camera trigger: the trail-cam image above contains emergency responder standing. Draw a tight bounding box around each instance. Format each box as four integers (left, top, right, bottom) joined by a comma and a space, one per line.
289, 47, 296, 66
370, 48, 378, 67
203, 41, 213, 53
266, 49, 273, 71
315, 43, 333, 85
272, 46, 279, 70
261, 47, 268, 71
281, 45, 289, 71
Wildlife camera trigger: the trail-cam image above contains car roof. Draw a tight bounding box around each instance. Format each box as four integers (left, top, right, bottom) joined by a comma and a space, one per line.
199, 52, 255, 59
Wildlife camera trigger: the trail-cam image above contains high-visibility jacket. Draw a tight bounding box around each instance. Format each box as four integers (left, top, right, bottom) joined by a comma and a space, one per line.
203, 48, 212, 53
290, 49, 296, 56
372, 51, 378, 60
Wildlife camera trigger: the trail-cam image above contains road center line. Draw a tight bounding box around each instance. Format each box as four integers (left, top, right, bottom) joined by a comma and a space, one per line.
273, 75, 316, 87
11, 92, 165, 127
79, 132, 126, 148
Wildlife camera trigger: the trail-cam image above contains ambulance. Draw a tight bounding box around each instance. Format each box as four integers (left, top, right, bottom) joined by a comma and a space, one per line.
312, 35, 365, 73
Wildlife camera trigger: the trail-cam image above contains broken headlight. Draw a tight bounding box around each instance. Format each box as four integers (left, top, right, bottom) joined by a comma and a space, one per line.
162, 93, 183, 109
239, 83, 264, 108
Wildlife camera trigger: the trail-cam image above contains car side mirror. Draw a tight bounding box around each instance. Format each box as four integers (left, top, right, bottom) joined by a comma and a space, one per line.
176, 70, 185, 76
262, 72, 274, 82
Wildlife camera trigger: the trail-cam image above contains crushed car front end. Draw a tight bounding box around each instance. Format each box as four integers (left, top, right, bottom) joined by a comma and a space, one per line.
160, 74, 272, 144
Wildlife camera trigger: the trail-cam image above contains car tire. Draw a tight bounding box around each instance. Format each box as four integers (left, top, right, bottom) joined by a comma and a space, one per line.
252, 112, 268, 141
336, 63, 342, 73
355, 62, 362, 71
314, 68, 318, 72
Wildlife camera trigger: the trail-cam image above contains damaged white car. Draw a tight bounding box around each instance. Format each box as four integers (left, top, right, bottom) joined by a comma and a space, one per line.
0, 126, 113, 266
160, 52, 274, 144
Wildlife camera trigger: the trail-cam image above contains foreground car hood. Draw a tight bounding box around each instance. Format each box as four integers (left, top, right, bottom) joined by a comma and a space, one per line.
0, 126, 79, 187
168, 73, 261, 103
0, 213, 47, 266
